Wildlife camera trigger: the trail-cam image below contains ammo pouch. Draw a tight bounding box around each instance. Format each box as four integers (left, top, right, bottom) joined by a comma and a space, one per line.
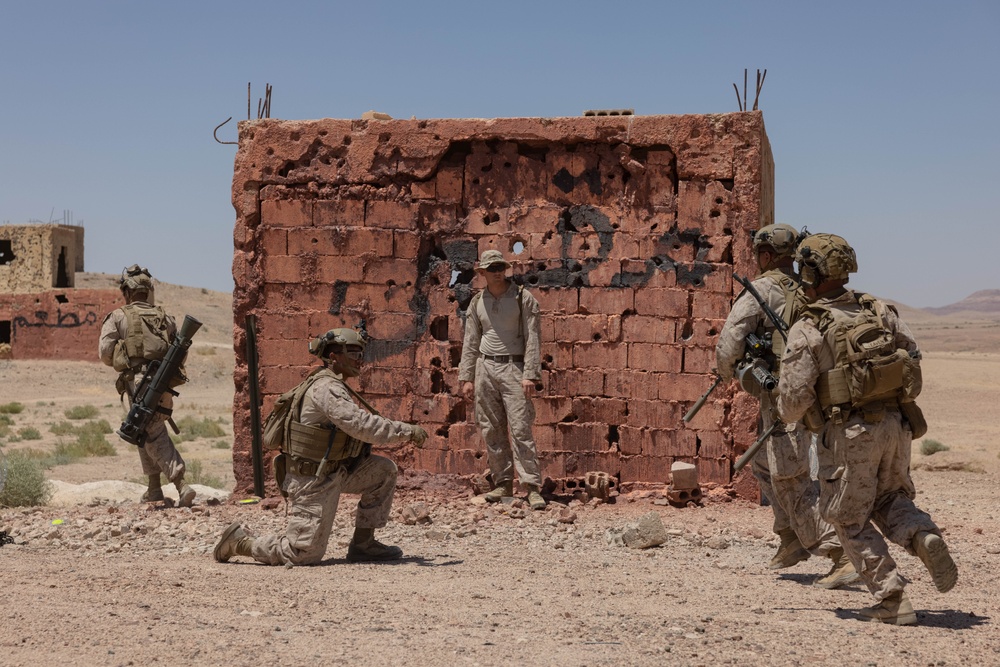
286, 421, 366, 476
899, 400, 928, 439
272, 452, 288, 499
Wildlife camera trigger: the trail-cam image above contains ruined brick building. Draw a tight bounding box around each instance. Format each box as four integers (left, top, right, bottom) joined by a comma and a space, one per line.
0, 224, 120, 360
231, 112, 770, 497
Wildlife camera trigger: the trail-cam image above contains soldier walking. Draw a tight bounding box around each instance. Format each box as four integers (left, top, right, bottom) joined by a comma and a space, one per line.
98, 265, 196, 507
777, 233, 957, 625
716, 225, 857, 588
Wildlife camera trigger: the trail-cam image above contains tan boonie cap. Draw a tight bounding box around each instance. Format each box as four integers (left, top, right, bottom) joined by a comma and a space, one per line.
477, 249, 510, 270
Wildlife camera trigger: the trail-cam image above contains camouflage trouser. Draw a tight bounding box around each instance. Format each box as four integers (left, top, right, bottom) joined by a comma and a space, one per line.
474, 357, 542, 488
818, 409, 940, 601
252, 453, 397, 566
754, 393, 839, 556
134, 419, 186, 483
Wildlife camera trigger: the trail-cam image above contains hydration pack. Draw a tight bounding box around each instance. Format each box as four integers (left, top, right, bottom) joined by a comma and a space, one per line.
261, 368, 332, 452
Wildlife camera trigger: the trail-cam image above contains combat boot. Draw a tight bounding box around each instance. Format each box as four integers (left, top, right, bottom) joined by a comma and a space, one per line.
526, 485, 547, 511
912, 531, 958, 593
140, 475, 164, 503
483, 480, 514, 503
213, 522, 254, 563
347, 528, 403, 562
768, 528, 810, 570
175, 478, 196, 507
857, 591, 917, 626
813, 547, 861, 589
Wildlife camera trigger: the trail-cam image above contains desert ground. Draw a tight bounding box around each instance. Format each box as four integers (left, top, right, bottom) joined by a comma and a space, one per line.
1, 278, 999, 667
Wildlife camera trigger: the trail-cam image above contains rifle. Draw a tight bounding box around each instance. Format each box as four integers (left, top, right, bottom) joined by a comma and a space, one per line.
683, 373, 723, 423
733, 273, 789, 342
733, 420, 782, 473
117, 315, 202, 447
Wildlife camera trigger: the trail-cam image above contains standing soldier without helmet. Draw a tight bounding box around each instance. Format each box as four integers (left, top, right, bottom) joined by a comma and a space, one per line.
777, 234, 957, 625
459, 250, 546, 510
716, 225, 857, 589
214, 328, 428, 565
98, 265, 196, 507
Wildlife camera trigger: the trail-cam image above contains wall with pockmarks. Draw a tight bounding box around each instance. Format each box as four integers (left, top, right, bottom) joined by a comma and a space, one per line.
0, 289, 121, 360
230, 112, 773, 498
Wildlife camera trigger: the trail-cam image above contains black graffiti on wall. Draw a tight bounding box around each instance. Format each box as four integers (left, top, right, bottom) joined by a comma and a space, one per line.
13, 309, 99, 332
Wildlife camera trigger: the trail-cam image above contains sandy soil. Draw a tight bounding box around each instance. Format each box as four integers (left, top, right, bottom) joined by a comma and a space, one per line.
1, 286, 999, 666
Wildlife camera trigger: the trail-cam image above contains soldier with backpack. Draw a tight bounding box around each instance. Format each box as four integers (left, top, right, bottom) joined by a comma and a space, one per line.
98, 265, 196, 507
458, 249, 546, 510
214, 327, 428, 566
777, 233, 957, 625
716, 225, 857, 589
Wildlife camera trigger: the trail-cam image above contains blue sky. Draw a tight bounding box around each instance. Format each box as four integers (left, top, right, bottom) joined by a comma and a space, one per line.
1, 1, 997, 308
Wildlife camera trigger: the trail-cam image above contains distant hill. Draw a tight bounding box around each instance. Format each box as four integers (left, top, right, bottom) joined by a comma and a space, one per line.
74, 272, 233, 348
924, 289, 1000, 316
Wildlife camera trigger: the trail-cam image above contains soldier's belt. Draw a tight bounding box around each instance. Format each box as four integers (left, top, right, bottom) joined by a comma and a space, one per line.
481, 354, 524, 363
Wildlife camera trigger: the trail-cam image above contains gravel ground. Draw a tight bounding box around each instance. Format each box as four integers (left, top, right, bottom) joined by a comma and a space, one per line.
2, 466, 997, 667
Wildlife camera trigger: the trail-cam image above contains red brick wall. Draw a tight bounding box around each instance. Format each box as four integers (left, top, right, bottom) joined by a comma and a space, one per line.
0, 289, 120, 360
231, 113, 773, 496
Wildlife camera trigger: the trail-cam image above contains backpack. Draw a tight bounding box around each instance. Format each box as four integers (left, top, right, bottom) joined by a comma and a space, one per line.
806, 291, 922, 413
261, 368, 332, 451
112, 302, 173, 372
755, 269, 807, 373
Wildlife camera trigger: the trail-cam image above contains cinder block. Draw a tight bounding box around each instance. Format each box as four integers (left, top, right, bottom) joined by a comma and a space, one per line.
571, 396, 627, 424
260, 228, 288, 255
394, 230, 422, 259
534, 287, 579, 315
604, 370, 660, 400
634, 287, 688, 317
623, 315, 676, 344
366, 200, 418, 230
543, 368, 604, 397
670, 461, 699, 489
509, 206, 560, 234
261, 199, 313, 227
627, 399, 682, 430
651, 428, 697, 457
363, 258, 420, 287
554, 423, 607, 453
579, 287, 634, 315
534, 397, 575, 425
573, 341, 627, 370
681, 345, 716, 374
628, 343, 681, 372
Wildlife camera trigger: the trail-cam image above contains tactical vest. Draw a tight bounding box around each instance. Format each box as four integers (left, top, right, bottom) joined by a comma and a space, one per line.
754, 269, 806, 373
804, 291, 922, 418
112, 302, 172, 372
272, 369, 365, 465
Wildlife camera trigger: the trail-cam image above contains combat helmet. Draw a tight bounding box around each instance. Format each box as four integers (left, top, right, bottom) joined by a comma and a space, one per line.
795, 233, 857, 287
308, 327, 368, 358
752, 224, 803, 258
119, 264, 154, 295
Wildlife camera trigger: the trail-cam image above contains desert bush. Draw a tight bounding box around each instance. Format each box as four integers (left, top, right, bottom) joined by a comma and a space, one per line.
79, 419, 114, 436
0, 452, 52, 507
212, 440, 230, 449
186, 459, 224, 489
173, 416, 226, 442
55, 429, 117, 459
0, 415, 13, 426
195, 346, 217, 356
920, 439, 950, 456
0, 402, 24, 414
17, 427, 42, 440
65, 405, 100, 420
50, 421, 77, 435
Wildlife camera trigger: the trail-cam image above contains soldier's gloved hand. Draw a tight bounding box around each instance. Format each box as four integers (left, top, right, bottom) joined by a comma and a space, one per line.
409, 425, 428, 448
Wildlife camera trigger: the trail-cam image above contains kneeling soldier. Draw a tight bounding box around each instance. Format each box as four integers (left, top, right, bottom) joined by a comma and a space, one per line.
214, 328, 427, 565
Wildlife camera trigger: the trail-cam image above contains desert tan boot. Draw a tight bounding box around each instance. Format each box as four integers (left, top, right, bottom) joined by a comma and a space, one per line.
175, 479, 196, 507
768, 528, 810, 570
912, 531, 958, 593
347, 528, 403, 562
858, 591, 917, 626
526, 486, 547, 510
213, 522, 253, 563
140, 475, 164, 503
813, 548, 861, 589
483, 480, 514, 503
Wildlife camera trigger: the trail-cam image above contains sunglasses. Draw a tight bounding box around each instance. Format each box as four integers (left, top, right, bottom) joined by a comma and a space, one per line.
485, 264, 507, 273
343, 348, 364, 360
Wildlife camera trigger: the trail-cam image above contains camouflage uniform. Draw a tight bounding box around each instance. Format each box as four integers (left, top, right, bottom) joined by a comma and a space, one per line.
98, 306, 186, 484
777, 288, 943, 602
250, 372, 417, 566
459, 282, 543, 489
716, 268, 840, 557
